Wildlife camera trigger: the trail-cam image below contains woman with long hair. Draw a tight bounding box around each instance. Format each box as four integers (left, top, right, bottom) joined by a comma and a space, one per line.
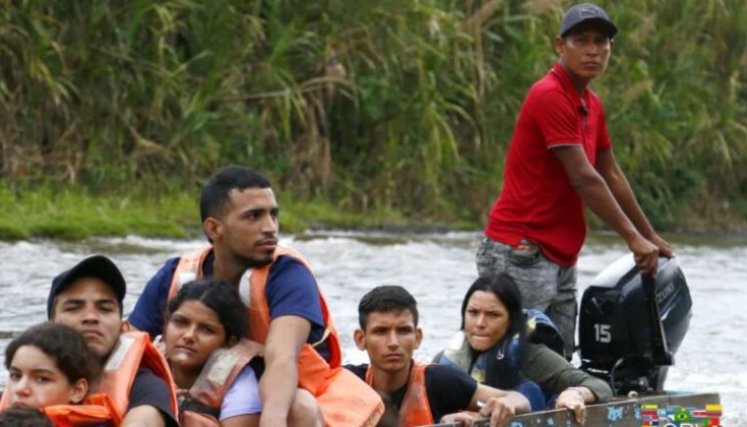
435, 274, 612, 423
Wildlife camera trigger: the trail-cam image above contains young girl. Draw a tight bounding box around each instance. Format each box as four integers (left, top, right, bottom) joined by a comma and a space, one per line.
4, 322, 99, 408
164, 278, 324, 427
1, 322, 119, 425
163, 278, 262, 426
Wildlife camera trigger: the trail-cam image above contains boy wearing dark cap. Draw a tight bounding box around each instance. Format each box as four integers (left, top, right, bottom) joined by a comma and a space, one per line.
478, 3, 674, 358
48, 255, 178, 427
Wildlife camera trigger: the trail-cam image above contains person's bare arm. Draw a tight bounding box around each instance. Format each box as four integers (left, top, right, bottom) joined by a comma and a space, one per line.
596, 150, 674, 257
553, 145, 659, 275
259, 315, 311, 427
121, 406, 166, 427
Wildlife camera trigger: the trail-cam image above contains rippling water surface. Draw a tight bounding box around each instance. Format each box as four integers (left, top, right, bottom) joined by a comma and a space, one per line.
0, 232, 744, 424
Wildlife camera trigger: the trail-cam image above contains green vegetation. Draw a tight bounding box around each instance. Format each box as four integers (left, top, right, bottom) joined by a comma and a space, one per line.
0, 184, 194, 240
0, 182, 415, 240
1, 0, 746, 240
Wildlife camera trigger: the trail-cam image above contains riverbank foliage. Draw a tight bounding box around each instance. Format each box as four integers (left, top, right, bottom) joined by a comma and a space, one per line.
2, 0, 746, 239
0, 182, 411, 240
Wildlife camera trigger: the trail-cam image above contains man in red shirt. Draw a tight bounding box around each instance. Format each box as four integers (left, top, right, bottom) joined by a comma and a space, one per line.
478, 3, 673, 358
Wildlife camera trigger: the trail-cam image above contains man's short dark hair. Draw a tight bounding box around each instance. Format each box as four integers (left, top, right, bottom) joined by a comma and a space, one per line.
199, 166, 272, 223
358, 285, 419, 330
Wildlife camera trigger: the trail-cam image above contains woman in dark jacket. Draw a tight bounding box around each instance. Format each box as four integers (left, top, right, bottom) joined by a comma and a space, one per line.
434, 274, 612, 423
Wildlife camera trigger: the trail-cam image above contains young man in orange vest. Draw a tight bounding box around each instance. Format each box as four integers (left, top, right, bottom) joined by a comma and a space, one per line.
47, 255, 178, 427
346, 285, 531, 427
129, 166, 383, 427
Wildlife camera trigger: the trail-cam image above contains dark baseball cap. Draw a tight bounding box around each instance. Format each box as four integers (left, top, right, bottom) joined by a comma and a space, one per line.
559, 3, 617, 39
47, 255, 126, 318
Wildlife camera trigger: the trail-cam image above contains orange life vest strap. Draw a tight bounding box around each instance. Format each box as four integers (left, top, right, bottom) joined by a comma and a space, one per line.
168, 245, 213, 301
43, 393, 121, 427
316, 367, 385, 427
366, 362, 433, 427
247, 246, 383, 426
247, 245, 342, 369
97, 331, 179, 420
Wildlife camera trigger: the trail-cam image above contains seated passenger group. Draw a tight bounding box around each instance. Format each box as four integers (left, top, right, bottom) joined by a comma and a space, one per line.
0, 167, 611, 427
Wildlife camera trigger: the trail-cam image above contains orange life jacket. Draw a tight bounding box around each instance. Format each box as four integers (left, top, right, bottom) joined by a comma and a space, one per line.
170, 245, 384, 427
179, 339, 263, 426
97, 331, 179, 421
0, 387, 120, 425
43, 393, 122, 427
366, 362, 433, 427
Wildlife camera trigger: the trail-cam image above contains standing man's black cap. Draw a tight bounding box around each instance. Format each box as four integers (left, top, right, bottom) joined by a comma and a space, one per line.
47, 255, 126, 318
559, 3, 617, 38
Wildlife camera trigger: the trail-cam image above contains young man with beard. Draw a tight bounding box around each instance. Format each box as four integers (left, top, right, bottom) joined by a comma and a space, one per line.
346, 286, 531, 427
478, 3, 673, 358
129, 166, 383, 427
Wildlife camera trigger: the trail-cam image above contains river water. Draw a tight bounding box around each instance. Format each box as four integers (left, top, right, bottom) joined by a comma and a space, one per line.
0, 232, 744, 424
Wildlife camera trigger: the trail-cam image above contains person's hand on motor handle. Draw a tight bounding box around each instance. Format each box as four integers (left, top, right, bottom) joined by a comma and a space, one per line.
628, 235, 659, 276
646, 233, 674, 259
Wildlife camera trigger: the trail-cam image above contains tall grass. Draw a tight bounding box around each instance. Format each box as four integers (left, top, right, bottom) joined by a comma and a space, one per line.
1, 0, 745, 231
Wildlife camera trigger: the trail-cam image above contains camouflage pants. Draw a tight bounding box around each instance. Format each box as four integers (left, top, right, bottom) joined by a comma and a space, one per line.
476, 237, 577, 358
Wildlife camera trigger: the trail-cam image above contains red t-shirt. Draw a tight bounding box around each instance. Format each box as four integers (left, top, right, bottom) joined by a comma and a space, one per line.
485, 63, 612, 267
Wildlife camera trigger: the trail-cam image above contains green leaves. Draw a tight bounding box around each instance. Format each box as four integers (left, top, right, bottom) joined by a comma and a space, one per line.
1, 0, 746, 230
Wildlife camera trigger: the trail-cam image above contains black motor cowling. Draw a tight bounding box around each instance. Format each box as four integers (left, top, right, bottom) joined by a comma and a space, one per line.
579, 255, 691, 395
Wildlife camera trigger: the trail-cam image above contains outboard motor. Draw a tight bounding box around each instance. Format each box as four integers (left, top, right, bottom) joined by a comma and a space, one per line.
579, 255, 691, 395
